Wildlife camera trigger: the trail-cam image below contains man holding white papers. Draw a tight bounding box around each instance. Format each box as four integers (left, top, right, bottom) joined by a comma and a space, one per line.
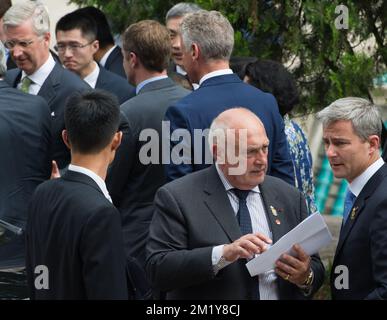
318, 98, 387, 300
147, 108, 325, 299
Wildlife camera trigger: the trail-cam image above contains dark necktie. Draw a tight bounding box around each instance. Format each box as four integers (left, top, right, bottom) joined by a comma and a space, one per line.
232, 189, 253, 235
343, 189, 356, 224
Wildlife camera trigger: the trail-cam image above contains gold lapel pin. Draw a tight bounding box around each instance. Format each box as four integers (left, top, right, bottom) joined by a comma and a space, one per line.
270, 206, 278, 217
350, 207, 358, 220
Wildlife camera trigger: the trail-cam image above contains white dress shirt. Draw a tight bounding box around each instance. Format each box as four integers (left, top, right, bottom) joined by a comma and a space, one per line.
212, 164, 279, 300
198, 69, 233, 87
348, 157, 385, 197
68, 164, 112, 203
18, 54, 56, 95
83, 62, 100, 88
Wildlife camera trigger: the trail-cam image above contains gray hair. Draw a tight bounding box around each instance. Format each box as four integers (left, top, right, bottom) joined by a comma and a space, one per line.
0, 41, 6, 77
165, 2, 201, 21
3, 1, 50, 36
181, 10, 234, 61
316, 97, 382, 140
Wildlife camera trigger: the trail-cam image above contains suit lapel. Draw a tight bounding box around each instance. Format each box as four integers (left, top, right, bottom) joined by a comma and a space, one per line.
203, 166, 242, 242
38, 63, 62, 107
334, 163, 387, 259
259, 179, 289, 243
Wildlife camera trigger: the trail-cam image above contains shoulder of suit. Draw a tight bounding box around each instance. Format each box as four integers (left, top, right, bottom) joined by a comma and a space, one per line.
262, 175, 299, 193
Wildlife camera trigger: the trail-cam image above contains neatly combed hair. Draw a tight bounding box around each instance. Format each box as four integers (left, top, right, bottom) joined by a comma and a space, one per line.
245, 60, 300, 116
0, 0, 11, 19
122, 20, 171, 72
64, 90, 120, 154
165, 2, 201, 21
75, 7, 114, 48
56, 11, 97, 41
181, 10, 234, 61
0, 41, 7, 77
3, 1, 50, 36
316, 97, 382, 140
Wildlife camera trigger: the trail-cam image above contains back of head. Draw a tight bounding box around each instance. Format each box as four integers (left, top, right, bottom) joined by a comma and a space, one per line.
165, 2, 201, 21
181, 10, 234, 61
56, 10, 97, 41
245, 60, 299, 116
75, 6, 114, 48
0, 41, 6, 77
230, 56, 257, 80
0, 0, 11, 19
122, 20, 170, 72
3, 1, 50, 36
64, 90, 120, 154
316, 97, 382, 140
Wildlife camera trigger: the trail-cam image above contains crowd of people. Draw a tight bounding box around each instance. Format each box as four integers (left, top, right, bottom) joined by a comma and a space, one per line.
0, 0, 386, 300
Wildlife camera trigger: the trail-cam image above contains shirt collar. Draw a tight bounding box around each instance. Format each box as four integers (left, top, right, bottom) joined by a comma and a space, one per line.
68, 164, 112, 202
199, 69, 233, 86
136, 75, 168, 95
21, 54, 56, 87
83, 62, 100, 88
99, 45, 117, 67
176, 65, 187, 76
215, 163, 260, 194
348, 157, 385, 196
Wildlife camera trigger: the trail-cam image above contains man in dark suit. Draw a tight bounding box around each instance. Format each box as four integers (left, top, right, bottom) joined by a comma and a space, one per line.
317, 98, 387, 300
147, 108, 324, 299
55, 11, 134, 104
165, 10, 294, 185
108, 20, 190, 269
0, 41, 51, 269
26, 90, 128, 300
3, 2, 89, 170
75, 6, 126, 79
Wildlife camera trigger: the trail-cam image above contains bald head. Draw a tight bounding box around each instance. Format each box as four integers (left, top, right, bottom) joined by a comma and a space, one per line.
209, 107, 269, 189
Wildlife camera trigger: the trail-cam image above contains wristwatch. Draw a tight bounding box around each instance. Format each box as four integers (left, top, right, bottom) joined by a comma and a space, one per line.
213, 255, 229, 275
302, 269, 314, 287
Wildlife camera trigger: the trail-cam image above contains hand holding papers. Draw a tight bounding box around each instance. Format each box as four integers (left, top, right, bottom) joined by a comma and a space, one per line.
246, 213, 332, 277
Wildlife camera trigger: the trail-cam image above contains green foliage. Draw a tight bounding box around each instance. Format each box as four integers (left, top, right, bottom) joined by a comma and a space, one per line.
69, 0, 386, 114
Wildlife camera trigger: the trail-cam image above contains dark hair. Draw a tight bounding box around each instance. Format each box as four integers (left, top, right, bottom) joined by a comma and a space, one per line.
75, 7, 114, 48
56, 11, 97, 41
245, 59, 300, 116
123, 20, 171, 72
64, 90, 120, 154
230, 56, 257, 80
0, 0, 11, 19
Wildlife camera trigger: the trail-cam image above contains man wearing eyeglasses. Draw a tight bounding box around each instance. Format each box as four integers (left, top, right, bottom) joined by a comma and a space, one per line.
3, 1, 89, 170
55, 11, 134, 104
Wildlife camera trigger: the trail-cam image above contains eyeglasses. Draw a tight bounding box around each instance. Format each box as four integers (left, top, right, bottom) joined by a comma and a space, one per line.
54, 41, 94, 53
4, 39, 35, 49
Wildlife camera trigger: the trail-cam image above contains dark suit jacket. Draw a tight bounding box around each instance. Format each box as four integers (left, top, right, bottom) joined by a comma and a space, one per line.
0, 81, 51, 269
5, 63, 90, 169
104, 46, 126, 79
165, 74, 294, 185
330, 163, 387, 300
146, 165, 324, 300
96, 66, 135, 104
106, 78, 189, 267
26, 170, 128, 299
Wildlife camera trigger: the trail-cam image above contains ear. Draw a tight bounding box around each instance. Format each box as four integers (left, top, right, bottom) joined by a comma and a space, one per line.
43, 32, 50, 46
368, 135, 380, 154
111, 131, 122, 151
212, 144, 218, 162
191, 43, 200, 61
91, 39, 99, 53
62, 130, 71, 150
129, 52, 138, 68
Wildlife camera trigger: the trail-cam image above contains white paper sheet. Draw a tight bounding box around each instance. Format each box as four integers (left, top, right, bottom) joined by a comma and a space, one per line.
246, 213, 333, 277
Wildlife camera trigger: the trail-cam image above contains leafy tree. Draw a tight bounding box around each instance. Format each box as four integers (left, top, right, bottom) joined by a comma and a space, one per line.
69, 0, 386, 114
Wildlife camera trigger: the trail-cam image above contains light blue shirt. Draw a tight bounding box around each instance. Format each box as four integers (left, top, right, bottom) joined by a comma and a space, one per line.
136, 75, 168, 95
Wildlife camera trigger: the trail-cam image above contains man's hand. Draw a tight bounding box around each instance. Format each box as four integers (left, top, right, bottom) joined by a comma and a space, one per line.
50, 160, 61, 179
275, 244, 311, 286
223, 233, 272, 263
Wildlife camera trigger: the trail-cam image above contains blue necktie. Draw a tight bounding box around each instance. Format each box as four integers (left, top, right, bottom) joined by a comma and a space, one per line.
343, 189, 356, 224
233, 189, 252, 235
